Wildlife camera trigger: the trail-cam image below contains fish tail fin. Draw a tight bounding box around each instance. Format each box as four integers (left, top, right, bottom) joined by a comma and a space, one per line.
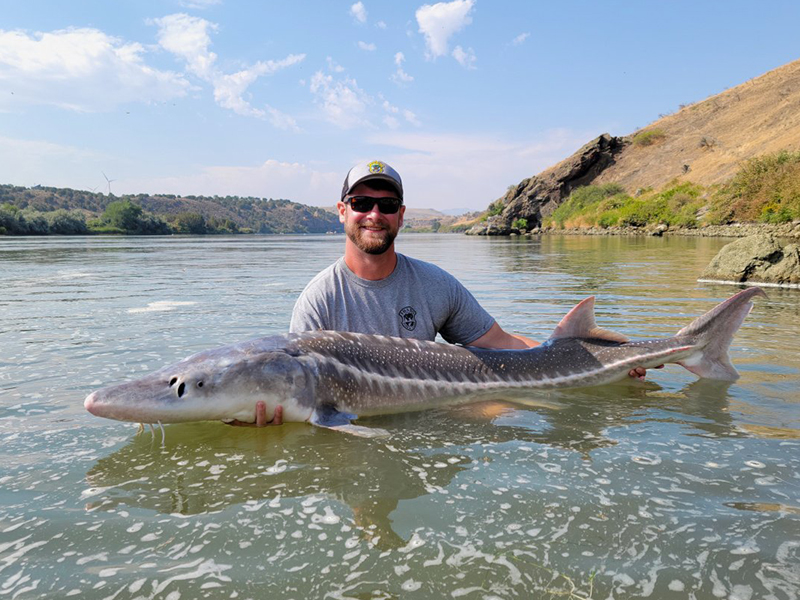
675, 287, 766, 381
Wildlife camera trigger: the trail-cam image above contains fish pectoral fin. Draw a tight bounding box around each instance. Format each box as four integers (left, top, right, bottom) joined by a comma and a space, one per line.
310, 405, 390, 438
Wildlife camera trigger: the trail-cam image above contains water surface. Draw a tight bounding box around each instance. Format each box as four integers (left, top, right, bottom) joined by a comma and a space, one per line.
1, 234, 798, 599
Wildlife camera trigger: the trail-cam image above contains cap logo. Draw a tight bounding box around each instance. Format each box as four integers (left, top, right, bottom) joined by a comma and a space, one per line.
367, 161, 385, 174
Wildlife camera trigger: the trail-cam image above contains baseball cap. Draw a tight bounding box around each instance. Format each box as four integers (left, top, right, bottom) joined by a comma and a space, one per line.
341, 160, 403, 200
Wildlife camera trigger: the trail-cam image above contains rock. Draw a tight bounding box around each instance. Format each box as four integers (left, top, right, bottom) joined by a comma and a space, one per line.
699, 234, 800, 286
483, 134, 627, 235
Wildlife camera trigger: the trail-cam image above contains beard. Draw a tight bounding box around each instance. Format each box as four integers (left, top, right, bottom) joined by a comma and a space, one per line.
345, 220, 398, 255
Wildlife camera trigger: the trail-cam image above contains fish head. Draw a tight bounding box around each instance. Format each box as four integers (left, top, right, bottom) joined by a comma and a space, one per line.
84, 344, 312, 424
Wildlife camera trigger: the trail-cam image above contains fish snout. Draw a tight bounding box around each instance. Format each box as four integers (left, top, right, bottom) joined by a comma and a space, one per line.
84, 391, 99, 415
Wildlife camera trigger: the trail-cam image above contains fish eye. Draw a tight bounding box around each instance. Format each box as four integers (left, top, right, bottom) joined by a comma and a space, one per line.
197, 381, 204, 388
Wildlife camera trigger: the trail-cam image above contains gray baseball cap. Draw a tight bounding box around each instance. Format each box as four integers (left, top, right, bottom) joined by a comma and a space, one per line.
341, 160, 403, 200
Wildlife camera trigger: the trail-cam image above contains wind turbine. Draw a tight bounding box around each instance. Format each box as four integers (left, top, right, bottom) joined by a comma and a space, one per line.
102, 172, 116, 196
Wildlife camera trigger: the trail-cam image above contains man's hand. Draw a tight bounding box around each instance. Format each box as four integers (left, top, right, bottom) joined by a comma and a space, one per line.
227, 402, 283, 427
628, 365, 664, 380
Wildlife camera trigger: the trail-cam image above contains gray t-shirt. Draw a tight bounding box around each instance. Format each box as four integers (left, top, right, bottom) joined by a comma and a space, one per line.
289, 254, 495, 345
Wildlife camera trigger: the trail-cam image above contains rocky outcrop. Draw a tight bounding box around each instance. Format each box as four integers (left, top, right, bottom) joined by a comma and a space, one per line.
467, 134, 626, 236
699, 234, 800, 287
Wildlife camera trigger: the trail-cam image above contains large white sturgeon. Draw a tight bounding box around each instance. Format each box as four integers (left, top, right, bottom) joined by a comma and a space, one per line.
84, 287, 764, 436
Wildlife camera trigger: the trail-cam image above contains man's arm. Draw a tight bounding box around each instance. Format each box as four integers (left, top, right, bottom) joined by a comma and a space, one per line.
469, 322, 538, 349
468, 322, 658, 379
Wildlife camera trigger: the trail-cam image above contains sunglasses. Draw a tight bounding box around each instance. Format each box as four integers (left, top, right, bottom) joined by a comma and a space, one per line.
345, 195, 403, 214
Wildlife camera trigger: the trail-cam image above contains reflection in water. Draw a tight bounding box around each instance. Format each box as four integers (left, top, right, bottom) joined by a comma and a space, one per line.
85, 422, 473, 549
84, 378, 739, 547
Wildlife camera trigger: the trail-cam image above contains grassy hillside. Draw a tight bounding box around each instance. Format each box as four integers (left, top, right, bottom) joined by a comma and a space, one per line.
0, 185, 340, 235
594, 58, 800, 191
545, 151, 800, 229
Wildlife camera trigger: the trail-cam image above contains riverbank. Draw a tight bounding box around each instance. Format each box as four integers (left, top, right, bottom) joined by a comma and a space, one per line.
516, 221, 800, 240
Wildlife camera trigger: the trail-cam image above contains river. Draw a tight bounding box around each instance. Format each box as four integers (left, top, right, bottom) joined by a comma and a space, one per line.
1, 234, 798, 599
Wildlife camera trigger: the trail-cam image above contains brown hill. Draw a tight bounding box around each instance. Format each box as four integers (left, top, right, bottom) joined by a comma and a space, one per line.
596, 58, 800, 189
471, 57, 800, 234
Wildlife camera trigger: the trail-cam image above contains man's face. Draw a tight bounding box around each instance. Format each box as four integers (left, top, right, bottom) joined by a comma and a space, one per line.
338, 183, 405, 255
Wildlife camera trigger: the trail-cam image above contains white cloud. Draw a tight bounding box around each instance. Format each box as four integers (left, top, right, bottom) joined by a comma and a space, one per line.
0, 27, 189, 111
152, 14, 305, 120
357, 41, 376, 51
403, 109, 421, 127
309, 70, 371, 129
265, 104, 300, 131
376, 21, 387, 29
391, 51, 413, 84
511, 32, 529, 46
383, 115, 400, 129
326, 56, 345, 73
416, 0, 474, 59
152, 14, 218, 78
451, 45, 476, 69
137, 159, 341, 205
350, 2, 367, 24
364, 129, 591, 210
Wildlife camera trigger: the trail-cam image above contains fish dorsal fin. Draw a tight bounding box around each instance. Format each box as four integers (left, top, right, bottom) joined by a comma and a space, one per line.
547, 296, 630, 343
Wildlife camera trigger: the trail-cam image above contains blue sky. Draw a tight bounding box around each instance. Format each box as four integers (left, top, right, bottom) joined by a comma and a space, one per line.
1, 1, 798, 211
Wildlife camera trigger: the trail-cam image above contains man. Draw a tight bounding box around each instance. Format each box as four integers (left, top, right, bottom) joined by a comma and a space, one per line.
239, 160, 652, 426
289, 159, 537, 349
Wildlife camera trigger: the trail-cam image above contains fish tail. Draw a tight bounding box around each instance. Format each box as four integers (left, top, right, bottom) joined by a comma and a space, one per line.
674, 287, 766, 380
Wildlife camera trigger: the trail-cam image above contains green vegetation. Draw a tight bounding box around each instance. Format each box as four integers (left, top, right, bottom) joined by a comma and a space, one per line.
706, 150, 800, 224
632, 128, 666, 147
487, 199, 505, 216
512, 218, 528, 230
1, 204, 88, 235
546, 181, 704, 229
89, 199, 171, 234
0, 185, 341, 235
544, 149, 800, 230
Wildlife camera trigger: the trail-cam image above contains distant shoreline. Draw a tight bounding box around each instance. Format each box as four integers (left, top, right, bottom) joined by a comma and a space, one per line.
3, 222, 799, 239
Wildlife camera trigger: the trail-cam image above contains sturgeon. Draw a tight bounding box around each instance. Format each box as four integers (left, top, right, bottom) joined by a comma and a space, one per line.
84, 287, 764, 436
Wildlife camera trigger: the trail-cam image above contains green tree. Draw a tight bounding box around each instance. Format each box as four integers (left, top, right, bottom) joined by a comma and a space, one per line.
174, 212, 207, 234
103, 200, 143, 231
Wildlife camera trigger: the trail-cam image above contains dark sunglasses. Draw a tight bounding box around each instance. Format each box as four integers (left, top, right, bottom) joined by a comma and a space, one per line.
345, 195, 403, 214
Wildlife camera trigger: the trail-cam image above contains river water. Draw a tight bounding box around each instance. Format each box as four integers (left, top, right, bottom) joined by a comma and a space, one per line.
1, 234, 798, 599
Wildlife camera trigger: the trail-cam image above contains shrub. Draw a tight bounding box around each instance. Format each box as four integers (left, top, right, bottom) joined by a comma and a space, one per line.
512, 218, 528, 230
44, 209, 88, 234
174, 212, 208, 234
487, 199, 505, 217
632, 129, 666, 147
707, 151, 800, 224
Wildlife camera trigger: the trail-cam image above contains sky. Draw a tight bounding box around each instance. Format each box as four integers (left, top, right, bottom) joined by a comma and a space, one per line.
1, 1, 799, 212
